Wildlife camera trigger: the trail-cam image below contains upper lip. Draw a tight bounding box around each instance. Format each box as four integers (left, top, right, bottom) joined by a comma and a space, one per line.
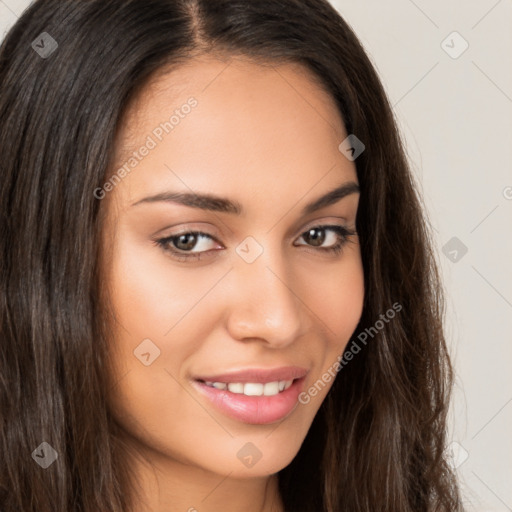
194, 366, 308, 384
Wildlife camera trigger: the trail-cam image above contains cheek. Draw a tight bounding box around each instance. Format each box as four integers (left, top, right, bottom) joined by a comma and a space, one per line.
324, 264, 364, 340
294, 247, 364, 404
298, 245, 365, 349
108, 230, 222, 341
104, 236, 229, 464
104, 230, 218, 409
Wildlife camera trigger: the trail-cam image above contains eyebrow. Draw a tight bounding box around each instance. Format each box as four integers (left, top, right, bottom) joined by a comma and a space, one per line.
131, 181, 360, 216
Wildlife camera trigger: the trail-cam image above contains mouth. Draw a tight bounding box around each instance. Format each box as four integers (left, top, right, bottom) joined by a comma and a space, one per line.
191, 366, 308, 425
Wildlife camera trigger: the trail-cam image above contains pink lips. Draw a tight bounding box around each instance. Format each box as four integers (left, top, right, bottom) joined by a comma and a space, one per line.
191, 366, 308, 425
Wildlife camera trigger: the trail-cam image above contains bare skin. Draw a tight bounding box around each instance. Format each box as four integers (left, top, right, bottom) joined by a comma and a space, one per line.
101, 54, 364, 512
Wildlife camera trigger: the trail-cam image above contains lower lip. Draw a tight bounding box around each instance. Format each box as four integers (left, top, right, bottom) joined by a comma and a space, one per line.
192, 378, 305, 425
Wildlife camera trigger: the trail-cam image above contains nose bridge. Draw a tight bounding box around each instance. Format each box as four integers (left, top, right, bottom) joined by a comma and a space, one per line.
225, 239, 306, 346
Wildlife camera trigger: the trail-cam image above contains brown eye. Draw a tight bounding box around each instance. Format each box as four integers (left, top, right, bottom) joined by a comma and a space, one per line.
296, 225, 354, 250
155, 231, 220, 260
302, 227, 326, 247
174, 233, 200, 251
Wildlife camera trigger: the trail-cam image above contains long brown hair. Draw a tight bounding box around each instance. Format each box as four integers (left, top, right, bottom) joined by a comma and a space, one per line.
0, 0, 462, 510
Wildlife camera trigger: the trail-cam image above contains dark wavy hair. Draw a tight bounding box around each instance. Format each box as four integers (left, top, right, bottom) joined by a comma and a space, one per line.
0, 0, 462, 510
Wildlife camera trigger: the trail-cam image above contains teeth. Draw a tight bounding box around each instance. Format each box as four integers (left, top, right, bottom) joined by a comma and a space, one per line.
204, 380, 294, 396
263, 381, 279, 396
243, 383, 264, 396
227, 382, 244, 394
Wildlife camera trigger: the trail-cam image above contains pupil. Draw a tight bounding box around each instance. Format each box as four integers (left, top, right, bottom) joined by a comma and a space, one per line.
176, 233, 197, 250
306, 228, 325, 247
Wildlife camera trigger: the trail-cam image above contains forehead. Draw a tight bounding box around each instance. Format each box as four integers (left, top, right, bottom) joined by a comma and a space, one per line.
109, 55, 356, 211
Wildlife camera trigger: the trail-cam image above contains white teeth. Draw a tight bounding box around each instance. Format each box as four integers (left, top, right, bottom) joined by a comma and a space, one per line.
244, 383, 264, 396
227, 382, 244, 394
205, 379, 294, 396
263, 381, 279, 396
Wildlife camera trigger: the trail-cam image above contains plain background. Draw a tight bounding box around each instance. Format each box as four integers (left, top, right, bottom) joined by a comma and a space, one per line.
1, 0, 511, 510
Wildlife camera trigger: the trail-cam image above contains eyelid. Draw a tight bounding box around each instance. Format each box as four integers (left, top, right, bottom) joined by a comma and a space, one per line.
152, 222, 222, 239
298, 217, 349, 234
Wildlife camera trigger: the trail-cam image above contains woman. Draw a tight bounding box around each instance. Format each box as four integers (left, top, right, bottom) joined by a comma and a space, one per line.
0, 0, 462, 510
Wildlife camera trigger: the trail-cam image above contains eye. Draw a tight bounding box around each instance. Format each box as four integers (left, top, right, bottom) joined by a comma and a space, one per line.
155, 231, 220, 261
294, 225, 356, 255
154, 224, 356, 262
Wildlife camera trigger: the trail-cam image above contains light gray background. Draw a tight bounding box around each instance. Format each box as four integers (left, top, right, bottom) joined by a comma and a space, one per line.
1, 0, 511, 510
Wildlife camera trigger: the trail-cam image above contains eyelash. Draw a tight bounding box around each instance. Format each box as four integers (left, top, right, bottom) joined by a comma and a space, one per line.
154, 224, 356, 262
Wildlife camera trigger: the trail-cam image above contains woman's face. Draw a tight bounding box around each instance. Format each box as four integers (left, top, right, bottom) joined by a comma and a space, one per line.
103, 55, 364, 480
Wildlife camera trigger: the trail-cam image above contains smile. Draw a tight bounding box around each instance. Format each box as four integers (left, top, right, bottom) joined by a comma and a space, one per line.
192, 366, 308, 424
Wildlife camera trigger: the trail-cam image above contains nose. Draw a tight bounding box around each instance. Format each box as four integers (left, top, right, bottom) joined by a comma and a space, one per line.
224, 247, 309, 348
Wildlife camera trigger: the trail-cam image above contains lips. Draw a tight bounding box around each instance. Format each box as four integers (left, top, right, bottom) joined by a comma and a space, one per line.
191, 366, 308, 424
